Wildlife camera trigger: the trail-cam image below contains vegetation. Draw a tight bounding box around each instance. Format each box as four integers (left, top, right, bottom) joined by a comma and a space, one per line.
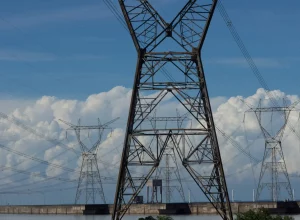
138, 216, 173, 220
156, 216, 174, 220
236, 208, 294, 220
138, 210, 294, 220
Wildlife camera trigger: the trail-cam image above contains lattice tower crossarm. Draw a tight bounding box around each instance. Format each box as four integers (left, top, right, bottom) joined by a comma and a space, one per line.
60, 118, 118, 204
112, 0, 232, 220
245, 103, 296, 202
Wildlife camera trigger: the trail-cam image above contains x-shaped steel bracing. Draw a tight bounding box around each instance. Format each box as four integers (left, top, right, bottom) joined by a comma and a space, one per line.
113, 1, 232, 220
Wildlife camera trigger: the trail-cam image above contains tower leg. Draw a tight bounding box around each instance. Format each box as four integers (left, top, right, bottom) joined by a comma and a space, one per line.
113, 1, 232, 219
75, 156, 85, 204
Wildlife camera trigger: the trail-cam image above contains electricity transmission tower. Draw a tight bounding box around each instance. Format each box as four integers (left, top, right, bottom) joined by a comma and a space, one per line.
150, 113, 186, 203
154, 143, 186, 203
113, 1, 232, 220
162, 152, 186, 203
246, 101, 298, 202
164, 153, 172, 203
60, 118, 118, 204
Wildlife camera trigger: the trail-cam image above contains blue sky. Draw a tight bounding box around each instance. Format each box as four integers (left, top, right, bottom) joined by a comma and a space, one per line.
0, 0, 298, 100
0, 0, 299, 205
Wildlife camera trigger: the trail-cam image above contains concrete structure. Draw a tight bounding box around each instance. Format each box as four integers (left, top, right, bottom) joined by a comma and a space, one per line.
0, 205, 85, 215
147, 179, 163, 204
0, 202, 283, 215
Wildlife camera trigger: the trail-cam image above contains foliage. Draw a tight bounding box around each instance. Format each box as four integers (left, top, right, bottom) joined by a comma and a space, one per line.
235, 208, 294, 220
156, 216, 174, 220
138, 216, 173, 220
138, 211, 294, 220
139, 216, 156, 220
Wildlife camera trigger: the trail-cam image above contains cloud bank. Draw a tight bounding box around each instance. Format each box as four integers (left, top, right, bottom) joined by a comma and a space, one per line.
0, 86, 299, 204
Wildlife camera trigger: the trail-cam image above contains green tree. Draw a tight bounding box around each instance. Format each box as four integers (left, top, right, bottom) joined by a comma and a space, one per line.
156, 216, 173, 220
235, 208, 294, 220
138, 216, 173, 220
138, 216, 156, 220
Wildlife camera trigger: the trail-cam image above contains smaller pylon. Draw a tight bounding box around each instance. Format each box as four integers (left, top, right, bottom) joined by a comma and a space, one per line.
245, 99, 299, 201
161, 151, 186, 203
165, 153, 172, 203
60, 117, 118, 204
150, 112, 186, 203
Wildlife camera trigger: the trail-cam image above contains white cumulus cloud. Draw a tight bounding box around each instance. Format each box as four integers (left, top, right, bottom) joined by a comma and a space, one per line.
0, 86, 299, 203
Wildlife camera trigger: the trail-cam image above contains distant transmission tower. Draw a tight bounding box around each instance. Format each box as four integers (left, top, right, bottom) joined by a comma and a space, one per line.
112, 1, 232, 219
165, 154, 172, 203
163, 152, 185, 203
60, 118, 118, 204
246, 100, 298, 201
147, 114, 186, 204
151, 113, 186, 203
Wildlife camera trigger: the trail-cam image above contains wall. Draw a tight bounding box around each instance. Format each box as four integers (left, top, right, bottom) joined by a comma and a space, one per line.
0, 202, 281, 215
0, 205, 85, 215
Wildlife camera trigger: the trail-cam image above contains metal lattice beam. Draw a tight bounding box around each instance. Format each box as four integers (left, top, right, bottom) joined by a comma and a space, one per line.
113, 1, 232, 219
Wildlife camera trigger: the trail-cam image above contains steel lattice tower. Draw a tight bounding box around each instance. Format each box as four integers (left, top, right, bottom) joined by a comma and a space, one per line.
60, 118, 118, 204
246, 101, 296, 202
113, 1, 232, 220
164, 153, 172, 203
150, 113, 186, 203
162, 151, 186, 203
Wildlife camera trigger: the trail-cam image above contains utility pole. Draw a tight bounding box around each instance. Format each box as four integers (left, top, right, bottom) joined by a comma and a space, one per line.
112, 1, 232, 220
60, 118, 118, 204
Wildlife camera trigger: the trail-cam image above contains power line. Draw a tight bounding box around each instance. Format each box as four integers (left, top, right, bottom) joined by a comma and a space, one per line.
102, 0, 128, 31
102, 0, 262, 167
0, 112, 80, 155
0, 144, 76, 173
0, 141, 123, 192
0, 115, 119, 186
218, 0, 300, 150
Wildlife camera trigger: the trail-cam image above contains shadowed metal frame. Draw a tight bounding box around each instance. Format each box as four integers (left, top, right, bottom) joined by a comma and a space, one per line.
113, 1, 232, 219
